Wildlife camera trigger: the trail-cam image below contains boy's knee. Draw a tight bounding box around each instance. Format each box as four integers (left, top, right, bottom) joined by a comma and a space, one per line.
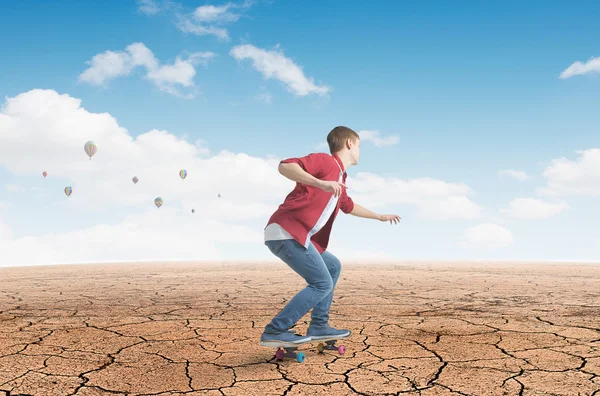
325, 256, 342, 280
313, 276, 334, 294
331, 257, 341, 276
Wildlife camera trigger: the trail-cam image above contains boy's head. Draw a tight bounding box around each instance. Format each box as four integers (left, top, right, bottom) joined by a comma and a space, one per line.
327, 126, 360, 166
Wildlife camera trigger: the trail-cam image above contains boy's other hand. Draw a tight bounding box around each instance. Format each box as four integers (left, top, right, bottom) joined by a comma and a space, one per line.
378, 214, 401, 224
318, 180, 347, 197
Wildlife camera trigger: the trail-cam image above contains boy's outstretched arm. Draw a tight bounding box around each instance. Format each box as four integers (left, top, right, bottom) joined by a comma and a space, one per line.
350, 203, 401, 224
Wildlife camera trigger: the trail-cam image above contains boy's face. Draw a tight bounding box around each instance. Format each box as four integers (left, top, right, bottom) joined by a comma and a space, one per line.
349, 137, 360, 165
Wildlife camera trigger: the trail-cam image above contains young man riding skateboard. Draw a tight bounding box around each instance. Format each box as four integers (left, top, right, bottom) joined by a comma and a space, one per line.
261, 126, 401, 347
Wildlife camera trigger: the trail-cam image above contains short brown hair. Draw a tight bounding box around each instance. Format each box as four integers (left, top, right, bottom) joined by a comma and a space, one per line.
327, 126, 360, 153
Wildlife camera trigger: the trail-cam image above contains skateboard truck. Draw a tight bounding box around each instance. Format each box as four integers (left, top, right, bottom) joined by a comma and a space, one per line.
274, 347, 305, 362
316, 339, 346, 354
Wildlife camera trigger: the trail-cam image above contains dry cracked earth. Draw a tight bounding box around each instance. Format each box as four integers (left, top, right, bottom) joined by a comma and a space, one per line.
1, 261, 600, 396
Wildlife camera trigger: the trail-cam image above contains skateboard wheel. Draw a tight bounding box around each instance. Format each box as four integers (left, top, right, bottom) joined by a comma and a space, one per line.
296, 352, 305, 363
275, 349, 285, 360
317, 343, 324, 353
338, 345, 345, 354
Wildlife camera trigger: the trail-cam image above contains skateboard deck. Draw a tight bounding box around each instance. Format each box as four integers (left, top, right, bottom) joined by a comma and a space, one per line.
265, 331, 351, 363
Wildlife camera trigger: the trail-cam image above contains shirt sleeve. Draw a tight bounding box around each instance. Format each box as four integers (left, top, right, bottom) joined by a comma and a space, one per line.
339, 190, 354, 214
280, 153, 325, 178
339, 173, 354, 213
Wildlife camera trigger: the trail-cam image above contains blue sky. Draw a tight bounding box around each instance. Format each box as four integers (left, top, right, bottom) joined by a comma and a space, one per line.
0, 0, 599, 266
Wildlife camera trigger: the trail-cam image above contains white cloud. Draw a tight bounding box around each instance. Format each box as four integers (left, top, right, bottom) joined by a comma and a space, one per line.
560, 55, 600, 79
0, 89, 293, 211
175, 1, 255, 41
0, 209, 261, 267
0, 219, 12, 240
417, 196, 482, 220
78, 42, 157, 84
176, 19, 230, 41
498, 169, 529, 181
501, 198, 569, 219
462, 223, 514, 248
137, 0, 161, 15
540, 148, 600, 196
5, 184, 24, 192
255, 87, 272, 104
358, 130, 399, 147
194, 4, 239, 22
0, 89, 305, 266
347, 172, 482, 220
230, 44, 330, 96
78, 42, 215, 98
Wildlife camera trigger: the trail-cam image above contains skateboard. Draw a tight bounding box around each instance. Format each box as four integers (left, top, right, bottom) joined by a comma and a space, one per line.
267, 331, 351, 363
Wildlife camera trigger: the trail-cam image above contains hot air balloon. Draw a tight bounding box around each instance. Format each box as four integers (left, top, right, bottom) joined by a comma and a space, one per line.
132, 176, 138, 184
64, 186, 72, 197
179, 169, 187, 179
42, 171, 47, 178
217, 193, 221, 198
84, 141, 98, 160
191, 209, 195, 213
154, 197, 163, 208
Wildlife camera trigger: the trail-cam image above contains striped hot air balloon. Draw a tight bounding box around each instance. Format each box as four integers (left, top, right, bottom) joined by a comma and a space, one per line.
84, 141, 98, 160
64, 186, 72, 197
132, 176, 139, 184
179, 169, 187, 179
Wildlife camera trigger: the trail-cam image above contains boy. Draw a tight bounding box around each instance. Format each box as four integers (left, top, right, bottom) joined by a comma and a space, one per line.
260, 126, 401, 347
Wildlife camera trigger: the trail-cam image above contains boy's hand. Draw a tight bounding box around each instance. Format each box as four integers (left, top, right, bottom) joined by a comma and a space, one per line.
378, 214, 401, 224
317, 180, 347, 197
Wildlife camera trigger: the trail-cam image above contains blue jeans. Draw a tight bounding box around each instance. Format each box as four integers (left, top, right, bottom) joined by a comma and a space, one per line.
264, 239, 342, 334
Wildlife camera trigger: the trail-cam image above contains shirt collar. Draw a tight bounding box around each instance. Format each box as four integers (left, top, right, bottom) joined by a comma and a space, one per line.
332, 153, 345, 173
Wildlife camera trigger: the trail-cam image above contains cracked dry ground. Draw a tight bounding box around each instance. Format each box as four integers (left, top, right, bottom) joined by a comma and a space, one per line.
1, 262, 600, 396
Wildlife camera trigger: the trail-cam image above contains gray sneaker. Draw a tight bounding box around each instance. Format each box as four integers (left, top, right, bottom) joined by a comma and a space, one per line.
260, 331, 312, 347
306, 324, 351, 340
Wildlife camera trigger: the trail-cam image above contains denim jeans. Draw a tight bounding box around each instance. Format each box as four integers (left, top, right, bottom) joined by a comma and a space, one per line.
263, 239, 342, 334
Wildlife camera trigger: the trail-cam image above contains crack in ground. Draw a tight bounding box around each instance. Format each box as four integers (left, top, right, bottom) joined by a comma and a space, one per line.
410, 340, 448, 389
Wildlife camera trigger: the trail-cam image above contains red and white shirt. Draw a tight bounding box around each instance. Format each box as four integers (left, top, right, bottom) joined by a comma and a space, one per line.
264, 152, 355, 254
